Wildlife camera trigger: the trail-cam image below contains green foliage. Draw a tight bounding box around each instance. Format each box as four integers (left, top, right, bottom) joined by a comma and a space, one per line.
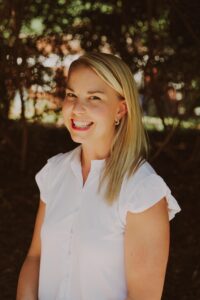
0, 0, 199, 129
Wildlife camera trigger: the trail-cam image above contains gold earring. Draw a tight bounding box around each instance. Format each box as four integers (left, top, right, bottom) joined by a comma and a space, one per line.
115, 119, 120, 126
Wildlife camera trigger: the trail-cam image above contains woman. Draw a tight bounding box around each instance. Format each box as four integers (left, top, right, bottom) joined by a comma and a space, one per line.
17, 52, 181, 300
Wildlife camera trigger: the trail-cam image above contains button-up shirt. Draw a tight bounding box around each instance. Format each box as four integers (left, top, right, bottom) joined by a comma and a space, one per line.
35, 145, 181, 300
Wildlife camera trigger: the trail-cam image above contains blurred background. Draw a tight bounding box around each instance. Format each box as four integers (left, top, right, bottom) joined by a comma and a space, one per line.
0, 0, 199, 299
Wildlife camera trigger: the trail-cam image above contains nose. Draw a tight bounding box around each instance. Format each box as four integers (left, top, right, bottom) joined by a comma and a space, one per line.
72, 99, 86, 114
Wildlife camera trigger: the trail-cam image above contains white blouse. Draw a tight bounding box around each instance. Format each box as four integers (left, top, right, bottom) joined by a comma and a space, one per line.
35, 145, 181, 300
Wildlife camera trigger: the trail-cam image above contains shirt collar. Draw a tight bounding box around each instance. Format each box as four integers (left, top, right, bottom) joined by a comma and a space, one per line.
70, 145, 106, 178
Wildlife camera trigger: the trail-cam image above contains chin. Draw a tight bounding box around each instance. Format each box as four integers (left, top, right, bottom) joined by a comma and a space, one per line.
70, 134, 86, 144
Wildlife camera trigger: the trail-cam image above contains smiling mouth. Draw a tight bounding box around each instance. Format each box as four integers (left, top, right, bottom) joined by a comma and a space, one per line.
71, 119, 94, 130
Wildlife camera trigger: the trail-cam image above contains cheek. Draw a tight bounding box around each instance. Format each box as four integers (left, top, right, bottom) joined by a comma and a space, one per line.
90, 105, 114, 120
62, 103, 72, 128
62, 101, 71, 117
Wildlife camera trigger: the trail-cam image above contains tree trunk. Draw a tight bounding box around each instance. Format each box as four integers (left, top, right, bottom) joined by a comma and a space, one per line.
19, 87, 28, 172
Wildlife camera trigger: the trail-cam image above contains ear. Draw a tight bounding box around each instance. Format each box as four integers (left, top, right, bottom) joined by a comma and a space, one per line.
116, 100, 127, 120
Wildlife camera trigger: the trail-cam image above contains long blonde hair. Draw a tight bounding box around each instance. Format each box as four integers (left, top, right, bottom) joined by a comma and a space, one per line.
68, 52, 149, 204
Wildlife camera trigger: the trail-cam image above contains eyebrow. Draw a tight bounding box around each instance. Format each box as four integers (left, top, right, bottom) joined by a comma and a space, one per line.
88, 90, 105, 94
66, 86, 105, 94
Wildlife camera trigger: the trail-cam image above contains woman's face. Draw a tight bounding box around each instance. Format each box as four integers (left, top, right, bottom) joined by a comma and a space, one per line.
62, 65, 127, 147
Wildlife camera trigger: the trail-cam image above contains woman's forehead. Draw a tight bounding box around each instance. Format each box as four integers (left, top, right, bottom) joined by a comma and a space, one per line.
67, 65, 110, 91
67, 62, 123, 98
68, 64, 98, 79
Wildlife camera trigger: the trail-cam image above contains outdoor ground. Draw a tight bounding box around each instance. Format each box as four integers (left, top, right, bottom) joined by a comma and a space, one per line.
0, 123, 199, 300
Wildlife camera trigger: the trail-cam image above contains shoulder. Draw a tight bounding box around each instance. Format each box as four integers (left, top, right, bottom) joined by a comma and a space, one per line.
35, 145, 80, 183
46, 145, 80, 167
122, 160, 169, 202
47, 146, 80, 164
123, 160, 157, 189
35, 146, 80, 202
118, 160, 181, 224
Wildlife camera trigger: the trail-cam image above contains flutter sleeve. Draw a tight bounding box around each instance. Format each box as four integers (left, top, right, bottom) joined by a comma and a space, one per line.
120, 173, 181, 225
35, 153, 63, 203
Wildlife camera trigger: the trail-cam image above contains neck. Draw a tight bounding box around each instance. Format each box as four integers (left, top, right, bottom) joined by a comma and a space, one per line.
81, 143, 110, 169
80, 144, 109, 186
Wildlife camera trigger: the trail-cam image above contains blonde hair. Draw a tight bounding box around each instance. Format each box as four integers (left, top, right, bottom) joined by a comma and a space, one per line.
68, 52, 149, 204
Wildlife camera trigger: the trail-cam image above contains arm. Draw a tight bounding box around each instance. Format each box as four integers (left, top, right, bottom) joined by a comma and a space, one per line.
16, 200, 46, 300
124, 197, 170, 300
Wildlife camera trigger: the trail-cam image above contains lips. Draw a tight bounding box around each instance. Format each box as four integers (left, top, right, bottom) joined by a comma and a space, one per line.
71, 119, 94, 130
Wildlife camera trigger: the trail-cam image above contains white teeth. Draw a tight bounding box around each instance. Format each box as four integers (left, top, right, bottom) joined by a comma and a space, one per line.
73, 120, 93, 128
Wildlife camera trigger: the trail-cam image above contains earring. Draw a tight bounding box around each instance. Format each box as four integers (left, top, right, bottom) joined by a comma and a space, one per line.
115, 119, 120, 126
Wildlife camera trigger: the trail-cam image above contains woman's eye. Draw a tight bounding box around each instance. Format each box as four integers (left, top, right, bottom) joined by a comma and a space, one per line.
90, 95, 101, 100
66, 92, 76, 98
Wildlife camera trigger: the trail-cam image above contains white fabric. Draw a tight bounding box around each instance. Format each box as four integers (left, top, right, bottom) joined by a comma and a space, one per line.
35, 145, 181, 300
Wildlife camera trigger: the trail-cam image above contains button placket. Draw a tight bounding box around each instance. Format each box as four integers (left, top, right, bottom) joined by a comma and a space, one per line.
64, 220, 77, 299
56, 217, 76, 299
68, 226, 73, 255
